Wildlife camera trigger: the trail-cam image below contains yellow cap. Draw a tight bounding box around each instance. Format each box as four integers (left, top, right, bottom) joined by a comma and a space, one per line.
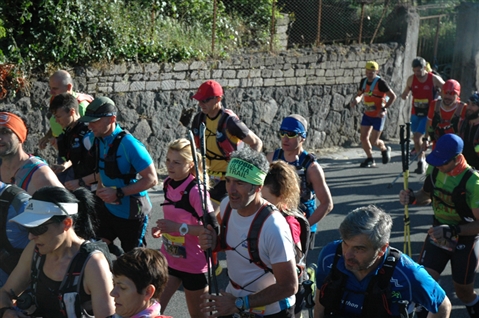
425, 62, 432, 72
365, 61, 379, 71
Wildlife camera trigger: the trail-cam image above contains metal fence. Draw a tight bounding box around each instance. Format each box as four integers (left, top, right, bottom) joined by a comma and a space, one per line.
210, 0, 407, 53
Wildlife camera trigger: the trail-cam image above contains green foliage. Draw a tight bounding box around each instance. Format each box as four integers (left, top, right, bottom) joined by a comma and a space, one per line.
0, 0, 272, 71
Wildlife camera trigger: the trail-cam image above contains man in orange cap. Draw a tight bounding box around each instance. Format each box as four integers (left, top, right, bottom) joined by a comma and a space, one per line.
350, 61, 396, 168
191, 80, 263, 209
0, 110, 63, 194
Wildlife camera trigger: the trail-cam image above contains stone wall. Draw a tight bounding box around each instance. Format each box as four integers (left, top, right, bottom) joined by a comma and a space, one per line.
1, 43, 408, 169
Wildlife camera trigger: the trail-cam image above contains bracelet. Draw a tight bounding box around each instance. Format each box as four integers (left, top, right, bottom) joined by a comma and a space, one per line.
243, 295, 250, 311
0, 307, 14, 318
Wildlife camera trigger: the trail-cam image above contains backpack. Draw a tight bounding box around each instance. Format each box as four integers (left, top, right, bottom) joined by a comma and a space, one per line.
30, 240, 112, 318
220, 202, 310, 275
0, 184, 30, 274
361, 76, 381, 97
319, 244, 402, 318
428, 100, 466, 141
161, 178, 201, 221
425, 167, 476, 223
191, 108, 243, 161
95, 130, 137, 185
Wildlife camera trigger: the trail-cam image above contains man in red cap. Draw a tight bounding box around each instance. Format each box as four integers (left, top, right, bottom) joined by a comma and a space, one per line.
0, 110, 63, 194
191, 80, 263, 209
424, 79, 467, 151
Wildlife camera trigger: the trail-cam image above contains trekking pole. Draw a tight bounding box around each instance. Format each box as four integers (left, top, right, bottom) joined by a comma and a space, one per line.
387, 151, 422, 189
187, 128, 217, 296
199, 122, 219, 294
400, 123, 412, 256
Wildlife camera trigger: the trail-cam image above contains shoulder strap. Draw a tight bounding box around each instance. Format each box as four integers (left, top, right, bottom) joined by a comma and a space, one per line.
161, 178, 201, 221
105, 130, 137, 184
272, 148, 284, 161
247, 203, 276, 272
219, 203, 233, 250
362, 76, 381, 94
451, 168, 476, 222
299, 151, 316, 171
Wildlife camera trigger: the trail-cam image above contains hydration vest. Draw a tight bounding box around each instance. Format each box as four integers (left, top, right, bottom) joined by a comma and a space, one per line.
428, 100, 466, 141
0, 184, 30, 274
425, 167, 476, 223
161, 178, 201, 221
30, 241, 112, 318
319, 244, 403, 318
95, 130, 137, 185
361, 76, 388, 116
191, 108, 243, 161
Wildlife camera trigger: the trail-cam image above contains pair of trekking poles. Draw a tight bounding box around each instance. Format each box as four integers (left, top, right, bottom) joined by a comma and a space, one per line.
188, 123, 219, 295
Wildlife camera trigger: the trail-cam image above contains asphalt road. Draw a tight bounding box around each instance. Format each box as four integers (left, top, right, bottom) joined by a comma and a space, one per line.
143, 141, 476, 318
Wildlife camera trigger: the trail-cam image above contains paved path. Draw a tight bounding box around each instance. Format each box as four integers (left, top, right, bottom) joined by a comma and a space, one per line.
144, 141, 476, 317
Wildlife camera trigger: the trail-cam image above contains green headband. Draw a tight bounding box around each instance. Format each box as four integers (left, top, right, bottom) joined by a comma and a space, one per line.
226, 158, 267, 186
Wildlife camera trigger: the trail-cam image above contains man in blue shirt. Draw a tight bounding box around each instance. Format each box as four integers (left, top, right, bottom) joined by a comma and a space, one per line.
79, 97, 158, 253
314, 205, 451, 318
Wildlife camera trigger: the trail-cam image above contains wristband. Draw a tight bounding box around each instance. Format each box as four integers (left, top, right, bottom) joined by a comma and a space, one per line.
407, 188, 416, 205
243, 295, 250, 311
422, 138, 429, 142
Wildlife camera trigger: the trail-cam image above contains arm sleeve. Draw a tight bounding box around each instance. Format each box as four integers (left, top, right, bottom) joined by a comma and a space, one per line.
190, 184, 220, 234
226, 117, 250, 140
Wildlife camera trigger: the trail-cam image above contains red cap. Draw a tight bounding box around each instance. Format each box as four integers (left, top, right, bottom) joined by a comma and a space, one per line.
192, 80, 223, 101
443, 79, 461, 96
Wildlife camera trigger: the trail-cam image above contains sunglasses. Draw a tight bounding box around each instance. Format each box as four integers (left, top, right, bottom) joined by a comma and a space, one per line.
28, 220, 57, 236
279, 130, 300, 138
200, 96, 216, 104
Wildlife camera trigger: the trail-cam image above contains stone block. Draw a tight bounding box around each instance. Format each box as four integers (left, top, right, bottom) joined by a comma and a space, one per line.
252, 78, 264, 87
173, 62, 189, 71
190, 61, 207, 70
286, 78, 297, 85
250, 69, 261, 78
228, 79, 240, 87
273, 70, 284, 78
265, 57, 277, 66
97, 86, 113, 93
316, 69, 325, 77
325, 77, 336, 85
325, 69, 335, 77
88, 84, 97, 91
131, 73, 144, 81
163, 63, 173, 72
218, 60, 232, 69
237, 70, 250, 78
146, 81, 162, 91
305, 69, 315, 76
161, 80, 176, 90
296, 69, 306, 77
173, 72, 186, 80
224, 70, 236, 78
264, 78, 276, 86
112, 82, 129, 92
212, 70, 223, 78
104, 64, 127, 75
144, 63, 160, 73
307, 77, 320, 85
251, 58, 264, 68
334, 69, 344, 76
176, 80, 189, 89
284, 69, 295, 77
87, 78, 99, 84
297, 77, 307, 85
262, 69, 273, 78
275, 78, 286, 86
130, 81, 145, 91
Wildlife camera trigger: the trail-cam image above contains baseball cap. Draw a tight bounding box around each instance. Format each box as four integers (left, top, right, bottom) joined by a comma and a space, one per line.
192, 80, 223, 101
10, 199, 78, 227
426, 134, 463, 167
365, 61, 379, 71
442, 79, 461, 96
469, 92, 479, 106
280, 114, 308, 138
79, 96, 117, 123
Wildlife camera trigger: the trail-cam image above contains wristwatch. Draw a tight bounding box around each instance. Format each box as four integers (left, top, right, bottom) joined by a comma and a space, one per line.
179, 223, 189, 236
116, 188, 125, 199
235, 297, 245, 312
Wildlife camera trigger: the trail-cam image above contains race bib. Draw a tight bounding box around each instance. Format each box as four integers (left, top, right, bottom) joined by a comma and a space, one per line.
364, 102, 376, 112
163, 234, 187, 258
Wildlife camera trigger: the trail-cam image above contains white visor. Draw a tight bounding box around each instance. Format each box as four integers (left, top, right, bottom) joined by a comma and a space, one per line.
10, 199, 78, 228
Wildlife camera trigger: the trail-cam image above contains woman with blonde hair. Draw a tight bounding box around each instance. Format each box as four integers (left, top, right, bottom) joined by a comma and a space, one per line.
152, 138, 218, 318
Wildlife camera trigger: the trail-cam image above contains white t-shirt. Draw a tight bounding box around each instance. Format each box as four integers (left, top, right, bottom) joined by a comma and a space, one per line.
220, 198, 295, 315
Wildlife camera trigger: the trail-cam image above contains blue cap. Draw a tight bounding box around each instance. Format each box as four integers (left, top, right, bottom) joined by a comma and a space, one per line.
426, 134, 463, 166
280, 115, 307, 138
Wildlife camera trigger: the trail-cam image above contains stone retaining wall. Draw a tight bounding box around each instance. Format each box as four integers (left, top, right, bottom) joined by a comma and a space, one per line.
1, 43, 408, 169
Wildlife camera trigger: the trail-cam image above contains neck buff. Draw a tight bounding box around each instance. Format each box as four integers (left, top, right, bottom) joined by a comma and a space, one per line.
0, 112, 27, 143
226, 158, 267, 185
129, 300, 162, 318
447, 154, 468, 176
